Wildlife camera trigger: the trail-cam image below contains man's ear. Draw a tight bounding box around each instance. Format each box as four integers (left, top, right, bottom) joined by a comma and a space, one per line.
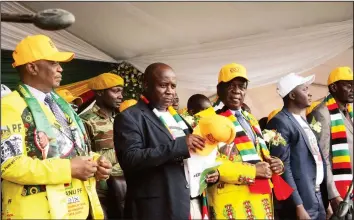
289, 91, 296, 100
329, 84, 337, 93
25, 63, 38, 76
96, 90, 104, 97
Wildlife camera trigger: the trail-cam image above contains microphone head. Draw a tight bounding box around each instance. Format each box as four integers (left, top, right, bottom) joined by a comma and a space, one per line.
33, 9, 75, 31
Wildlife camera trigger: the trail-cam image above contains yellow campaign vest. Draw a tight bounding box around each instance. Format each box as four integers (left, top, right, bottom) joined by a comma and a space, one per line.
1, 91, 104, 219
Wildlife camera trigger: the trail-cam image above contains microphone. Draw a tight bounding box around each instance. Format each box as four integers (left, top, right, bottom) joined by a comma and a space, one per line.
1, 8, 75, 31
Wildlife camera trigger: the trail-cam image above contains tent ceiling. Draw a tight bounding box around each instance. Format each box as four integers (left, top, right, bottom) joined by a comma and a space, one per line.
23, 2, 352, 59
3, 2, 353, 117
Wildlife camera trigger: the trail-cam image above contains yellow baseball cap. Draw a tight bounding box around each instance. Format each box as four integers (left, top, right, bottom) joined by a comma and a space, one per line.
267, 109, 281, 123
306, 101, 321, 116
327, 66, 353, 85
218, 63, 248, 84
12, 35, 74, 67
193, 114, 236, 156
119, 99, 137, 112
56, 89, 83, 105
89, 73, 124, 90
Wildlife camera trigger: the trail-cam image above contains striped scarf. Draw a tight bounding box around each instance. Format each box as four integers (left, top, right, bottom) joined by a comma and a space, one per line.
214, 99, 272, 194
140, 95, 209, 219
325, 94, 353, 198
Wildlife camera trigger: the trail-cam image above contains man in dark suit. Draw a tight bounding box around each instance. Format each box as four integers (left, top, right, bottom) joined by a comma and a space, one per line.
114, 63, 205, 220
267, 73, 328, 220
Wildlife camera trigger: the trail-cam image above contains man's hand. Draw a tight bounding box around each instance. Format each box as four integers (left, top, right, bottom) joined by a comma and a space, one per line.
330, 196, 343, 213
70, 156, 98, 181
186, 134, 205, 153
296, 205, 311, 220
95, 156, 112, 181
255, 162, 272, 179
267, 156, 284, 175
206, 170, 219, 184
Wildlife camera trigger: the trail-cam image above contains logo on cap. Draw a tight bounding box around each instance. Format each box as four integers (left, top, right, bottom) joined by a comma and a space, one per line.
48, 40, 56, 49
206, 133, 217, 144
230, 67, 240, 73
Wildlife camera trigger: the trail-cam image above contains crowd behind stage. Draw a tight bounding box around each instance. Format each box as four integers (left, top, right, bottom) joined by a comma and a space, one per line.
1, 34, 353, 220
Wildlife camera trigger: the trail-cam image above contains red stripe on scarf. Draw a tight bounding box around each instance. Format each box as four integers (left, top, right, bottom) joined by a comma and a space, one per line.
234, 135, 251, 144
327, 103, 338, 111
332, 162, 352, 169
335, 180, 353, 199
332, 131, 347, 139
249, 179, 272, 194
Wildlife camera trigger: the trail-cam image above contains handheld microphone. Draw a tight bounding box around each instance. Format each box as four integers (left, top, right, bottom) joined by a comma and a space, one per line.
1, 8, 75, 31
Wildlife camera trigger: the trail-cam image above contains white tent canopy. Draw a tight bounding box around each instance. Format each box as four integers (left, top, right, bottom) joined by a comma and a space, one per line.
1, 2, 353, 118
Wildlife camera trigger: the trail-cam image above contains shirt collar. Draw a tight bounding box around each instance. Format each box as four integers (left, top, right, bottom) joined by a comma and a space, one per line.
25, 84, 50, 104
92, 103, 115, 120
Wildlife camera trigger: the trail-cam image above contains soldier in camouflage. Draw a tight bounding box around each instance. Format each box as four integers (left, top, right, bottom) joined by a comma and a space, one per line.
80, 72, 126, 219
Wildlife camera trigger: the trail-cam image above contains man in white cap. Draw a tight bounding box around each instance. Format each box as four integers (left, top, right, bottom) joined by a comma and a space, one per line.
266, 73, 328, 220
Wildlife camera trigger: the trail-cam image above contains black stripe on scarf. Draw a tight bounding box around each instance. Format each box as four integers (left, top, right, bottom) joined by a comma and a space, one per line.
332, 168, 353, 175
331, 138, 348, 145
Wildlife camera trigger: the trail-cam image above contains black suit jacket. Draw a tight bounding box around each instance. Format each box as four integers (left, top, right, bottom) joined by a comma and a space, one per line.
114, 100, 191, 220
266, 108, 328, 218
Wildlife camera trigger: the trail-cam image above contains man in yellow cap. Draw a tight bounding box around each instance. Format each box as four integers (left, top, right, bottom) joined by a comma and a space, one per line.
80, 72, 125, 219
306, 66, 353, 217
57, 89, 83, 112
1, 35, 111, 219
206, 63, 284, 219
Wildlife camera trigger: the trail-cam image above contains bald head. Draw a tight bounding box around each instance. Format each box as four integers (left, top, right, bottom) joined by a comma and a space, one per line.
144, 63, 173, 86
143, 62, 177, 111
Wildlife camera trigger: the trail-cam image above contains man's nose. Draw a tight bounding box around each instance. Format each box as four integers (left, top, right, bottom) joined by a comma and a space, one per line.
57, 64, 63, 73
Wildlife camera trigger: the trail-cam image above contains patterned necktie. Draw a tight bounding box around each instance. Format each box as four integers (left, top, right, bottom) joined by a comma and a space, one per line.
235, 110, 256, 143
44, 95, 71, 136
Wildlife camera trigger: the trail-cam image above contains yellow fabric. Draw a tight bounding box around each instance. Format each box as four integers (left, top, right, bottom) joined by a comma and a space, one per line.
193, 110, 236, 156
267, 108, 281, 123
327, 66, 353, 85
89, 73, 124, 90
119, 99, 137, 112
1, 91, 103, 219
306, 101, 321, 116
331, 125, 346, 133
56, 89, 83, 105
207, 156, 273, 219
12, 35, 74, 67
57, 79, 92, 98
218, 63, 248, 83
333, 155, 351, 163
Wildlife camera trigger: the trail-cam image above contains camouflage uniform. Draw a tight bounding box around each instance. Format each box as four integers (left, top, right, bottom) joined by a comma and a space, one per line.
81, 103, 126, 219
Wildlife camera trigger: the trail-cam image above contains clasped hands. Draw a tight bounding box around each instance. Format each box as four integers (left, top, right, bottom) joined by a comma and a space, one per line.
70, 155, 112, 181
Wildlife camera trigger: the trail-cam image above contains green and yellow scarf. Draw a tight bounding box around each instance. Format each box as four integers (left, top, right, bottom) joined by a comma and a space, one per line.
325, 94, 353, 198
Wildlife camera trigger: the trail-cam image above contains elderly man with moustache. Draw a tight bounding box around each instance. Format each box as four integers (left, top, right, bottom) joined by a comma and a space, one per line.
1, 35, 111, 219
206, 63, 284, 219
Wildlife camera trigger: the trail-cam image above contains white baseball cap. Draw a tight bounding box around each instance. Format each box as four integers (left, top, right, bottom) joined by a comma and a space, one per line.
277, 73, 315, 98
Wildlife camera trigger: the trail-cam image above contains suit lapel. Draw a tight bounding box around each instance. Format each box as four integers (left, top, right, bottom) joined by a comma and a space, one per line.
283, 109, 313, 154
343, 116, 353, 134
137, 101, 173, 140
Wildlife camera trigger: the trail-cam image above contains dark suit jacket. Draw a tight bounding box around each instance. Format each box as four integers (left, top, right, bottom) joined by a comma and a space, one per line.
266, 108, 328, 218
114, 100, 191, 220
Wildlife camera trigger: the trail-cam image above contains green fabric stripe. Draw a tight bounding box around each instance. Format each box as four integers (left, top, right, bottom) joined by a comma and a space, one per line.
172, 114, 182, 122
332, 149, 350, 157
239, 148, 258, 155
331, 119, 345, 127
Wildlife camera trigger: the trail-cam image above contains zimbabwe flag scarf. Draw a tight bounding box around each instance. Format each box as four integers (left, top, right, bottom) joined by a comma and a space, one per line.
140, 95, 209, 220
325, 94, 353, 198
213, 99, 293, 200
